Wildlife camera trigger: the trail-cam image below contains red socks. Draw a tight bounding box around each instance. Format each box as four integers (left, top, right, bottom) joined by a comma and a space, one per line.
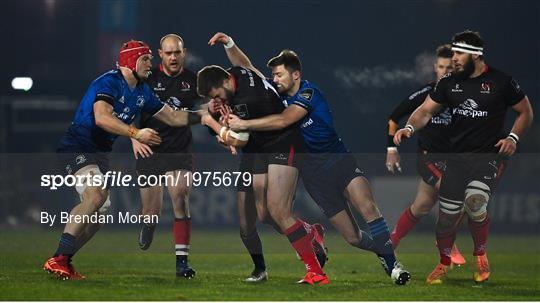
469, 215, 490, 256
284, 220, 323, 275
174, 218, 191, 259
391, 207, 419, 249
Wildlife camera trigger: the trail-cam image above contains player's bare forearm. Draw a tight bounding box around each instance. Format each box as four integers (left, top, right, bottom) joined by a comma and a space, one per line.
405, 107, 432, 132
94, 101, 132, 137
509, 97, 534, 137
245, 114, 288, 131
154, 105, 199, 127
225, 44, 253, 70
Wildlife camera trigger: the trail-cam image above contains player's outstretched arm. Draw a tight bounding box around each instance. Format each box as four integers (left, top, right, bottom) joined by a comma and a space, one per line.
153, 105, 202, 127
394, 96, 441, 146
94, 101, 161, 146
208, 32, 265, 79
495, 96, 534, 156
228, 105, 307, 131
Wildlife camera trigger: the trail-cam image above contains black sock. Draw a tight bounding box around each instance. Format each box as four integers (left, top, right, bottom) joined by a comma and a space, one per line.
240, 231, 266, 271
54, 233, 76, 258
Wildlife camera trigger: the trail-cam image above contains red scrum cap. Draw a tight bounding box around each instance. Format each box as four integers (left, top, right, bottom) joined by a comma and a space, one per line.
118, 40, 152, 72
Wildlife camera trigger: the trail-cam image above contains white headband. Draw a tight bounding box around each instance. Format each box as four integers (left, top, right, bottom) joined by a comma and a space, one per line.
452, 42, 483, 55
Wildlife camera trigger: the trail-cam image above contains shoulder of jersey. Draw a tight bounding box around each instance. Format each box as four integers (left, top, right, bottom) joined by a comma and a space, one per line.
297, 81, 320, 102
94, 69, 120, 83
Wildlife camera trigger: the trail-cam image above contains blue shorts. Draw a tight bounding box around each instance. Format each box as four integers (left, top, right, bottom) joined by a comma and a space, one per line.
301, 153, 364, 218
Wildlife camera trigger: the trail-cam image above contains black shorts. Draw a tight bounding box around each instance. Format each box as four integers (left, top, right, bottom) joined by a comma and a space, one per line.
301, 153, 364, 218
417, 150, 447, 186
237, 130, 305, 191
251, 130, 305, 174
439, 153, 507, 202
57, 152, 112, 190
136, 153, 193, 186
60, 152, 110, 176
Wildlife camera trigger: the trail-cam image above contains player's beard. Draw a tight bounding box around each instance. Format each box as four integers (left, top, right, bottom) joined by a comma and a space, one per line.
224, 87, 235, 102
454, 55, 475, 81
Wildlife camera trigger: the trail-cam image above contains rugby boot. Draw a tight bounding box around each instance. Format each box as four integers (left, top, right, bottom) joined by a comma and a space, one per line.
67, 262, 86, 280
43, 255, 71, 280
244, 268, 268, 283
426, 263, 449, 284
311, 223, 328, 268
176, 263, 196, 279
450, 244, 466, 267
297, 271, 329, 285
473, 254, 490, 283
391, 262, 411, 285
138, 223, 156, 250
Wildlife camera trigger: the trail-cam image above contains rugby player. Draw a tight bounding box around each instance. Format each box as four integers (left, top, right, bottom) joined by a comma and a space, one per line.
131, 34, 199, 278
386, 44, 465, 266
198, 36, 329, 284
394, 30, 534, 284
43, 40, 202, 280
219, 33, 411, 285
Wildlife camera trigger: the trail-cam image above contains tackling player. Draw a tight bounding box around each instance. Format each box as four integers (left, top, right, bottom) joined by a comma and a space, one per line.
131, 34, 199, 278
221, 33, 411, 285
43, 40, 202, 280
386, 44, 465, 266
395, 30, 534, 284
198, 37, 329, 285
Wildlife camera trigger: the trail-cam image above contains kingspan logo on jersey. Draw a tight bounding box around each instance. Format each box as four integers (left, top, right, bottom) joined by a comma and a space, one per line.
430, 108, 452, 125
453, 99, 488, 118
167, 96, 182, 110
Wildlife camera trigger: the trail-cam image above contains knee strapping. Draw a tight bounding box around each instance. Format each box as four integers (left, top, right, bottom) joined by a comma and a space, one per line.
439, 196, 463, 215
464, 181, 490, 219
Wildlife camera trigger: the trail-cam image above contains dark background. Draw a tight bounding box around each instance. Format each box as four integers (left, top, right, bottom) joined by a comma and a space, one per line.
1, 0, 538, 153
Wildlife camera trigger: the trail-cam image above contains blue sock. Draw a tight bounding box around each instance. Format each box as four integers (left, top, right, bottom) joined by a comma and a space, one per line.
358, 230, 374, 250
54, 233, 76, 258
367, 217, 396, 275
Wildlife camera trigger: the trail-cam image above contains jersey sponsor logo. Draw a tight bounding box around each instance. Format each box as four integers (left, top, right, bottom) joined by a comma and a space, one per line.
451, 83, 463, 93
480, 82, 491, 94
118, 96, 125, 103
166, 96, 182, 110
136, 95, 145, 107
299, 88, 314, 101
408, 85, 431, 100
301, 117, 314, 128
234, 104, 249, 119
430, 108, 452, 125
453, 98, 488, 118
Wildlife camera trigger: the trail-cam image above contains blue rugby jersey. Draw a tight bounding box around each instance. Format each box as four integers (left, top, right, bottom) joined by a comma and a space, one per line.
58, 70, 164, 153
284, 80, 347, 154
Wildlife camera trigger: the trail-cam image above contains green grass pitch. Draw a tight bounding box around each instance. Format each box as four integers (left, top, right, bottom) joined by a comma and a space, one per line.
1, 229, 539, 300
